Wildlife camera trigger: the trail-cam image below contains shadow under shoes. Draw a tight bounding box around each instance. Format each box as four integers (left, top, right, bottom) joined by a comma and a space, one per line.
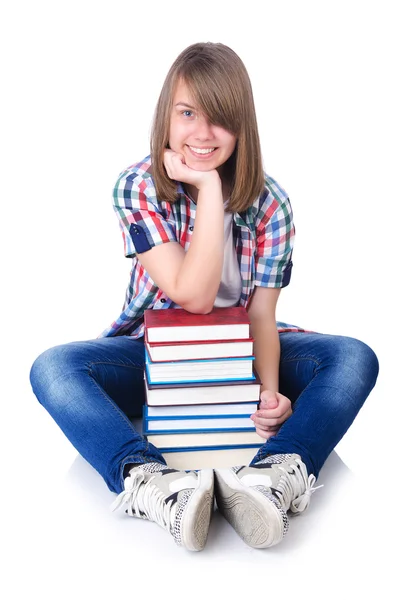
111, 462, 214, 551
214, 453, 322, 549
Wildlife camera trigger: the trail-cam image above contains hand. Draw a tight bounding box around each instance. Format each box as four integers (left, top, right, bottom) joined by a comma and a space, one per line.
163, 149, 220, 190
250, 390, 292, 440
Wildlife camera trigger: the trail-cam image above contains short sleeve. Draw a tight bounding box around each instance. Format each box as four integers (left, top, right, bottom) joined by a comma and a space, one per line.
113, 171, 177, 258
254, 184, 295, 288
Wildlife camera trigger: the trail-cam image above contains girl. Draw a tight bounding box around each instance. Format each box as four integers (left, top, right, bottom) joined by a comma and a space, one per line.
30, 42, 379, 552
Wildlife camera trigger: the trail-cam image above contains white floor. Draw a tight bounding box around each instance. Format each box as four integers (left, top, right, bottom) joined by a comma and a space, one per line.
3, 357, 394, 600
2, 2, 396, 598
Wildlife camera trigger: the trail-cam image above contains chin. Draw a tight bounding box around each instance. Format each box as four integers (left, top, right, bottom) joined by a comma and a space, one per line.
188, 163, 215, 172
184, 157, 219, 171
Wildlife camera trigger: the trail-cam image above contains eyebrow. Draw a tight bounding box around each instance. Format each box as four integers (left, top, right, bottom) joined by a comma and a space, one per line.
174, 102, 196, 110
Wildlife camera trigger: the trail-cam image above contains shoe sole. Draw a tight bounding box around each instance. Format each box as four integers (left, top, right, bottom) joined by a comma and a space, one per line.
214, 468, 288, 548
180, 469, 214, 551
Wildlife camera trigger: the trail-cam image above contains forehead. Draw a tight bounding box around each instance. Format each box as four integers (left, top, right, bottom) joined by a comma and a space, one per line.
172, 79, 196, 107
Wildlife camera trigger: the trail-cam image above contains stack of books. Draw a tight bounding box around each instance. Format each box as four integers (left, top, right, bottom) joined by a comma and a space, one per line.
141, 306, 264, 469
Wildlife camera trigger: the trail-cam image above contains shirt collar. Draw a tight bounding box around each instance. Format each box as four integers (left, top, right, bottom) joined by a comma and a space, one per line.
176, 181, 186, 196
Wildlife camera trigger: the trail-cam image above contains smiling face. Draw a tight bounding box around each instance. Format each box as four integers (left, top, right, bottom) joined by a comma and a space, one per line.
168, 79, 237, 174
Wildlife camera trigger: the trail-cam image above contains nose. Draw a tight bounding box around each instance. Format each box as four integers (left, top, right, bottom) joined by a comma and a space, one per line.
194, 116, 214, 140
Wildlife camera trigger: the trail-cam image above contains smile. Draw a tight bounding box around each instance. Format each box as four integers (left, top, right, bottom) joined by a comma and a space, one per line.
187, 146, 217, 158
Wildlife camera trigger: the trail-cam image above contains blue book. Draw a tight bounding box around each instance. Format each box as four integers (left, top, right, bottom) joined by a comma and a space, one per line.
144, 348, 255, 385
144, 402, 258, 419
143, 415, 256, 435
145, 429, 263, 450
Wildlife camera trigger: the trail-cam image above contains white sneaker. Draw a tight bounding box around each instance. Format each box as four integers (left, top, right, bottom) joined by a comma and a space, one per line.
111, 463, 214, 551
214, 454, 322, 548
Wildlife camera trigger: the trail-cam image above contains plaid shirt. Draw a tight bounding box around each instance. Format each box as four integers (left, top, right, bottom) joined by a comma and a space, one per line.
99, 156, 308, 339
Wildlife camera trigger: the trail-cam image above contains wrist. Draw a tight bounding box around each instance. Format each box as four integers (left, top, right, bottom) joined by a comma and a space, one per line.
196, 171, 221, 192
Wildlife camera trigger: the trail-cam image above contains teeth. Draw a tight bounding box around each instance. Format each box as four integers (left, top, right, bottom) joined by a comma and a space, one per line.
189, 146, 215, 155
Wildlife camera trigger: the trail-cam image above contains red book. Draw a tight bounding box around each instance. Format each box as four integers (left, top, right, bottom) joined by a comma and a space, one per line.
145, 336, 254, 362
144, 306, 251, 344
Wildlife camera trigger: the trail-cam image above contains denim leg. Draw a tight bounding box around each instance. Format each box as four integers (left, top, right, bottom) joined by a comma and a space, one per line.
251, 333, 379, 477
30, 336, 166, 494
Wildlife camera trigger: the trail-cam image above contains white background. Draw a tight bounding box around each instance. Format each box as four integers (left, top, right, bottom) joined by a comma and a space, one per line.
1, 1, 396, 598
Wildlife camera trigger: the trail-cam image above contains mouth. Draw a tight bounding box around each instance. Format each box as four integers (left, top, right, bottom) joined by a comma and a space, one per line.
187, 145, 218, 159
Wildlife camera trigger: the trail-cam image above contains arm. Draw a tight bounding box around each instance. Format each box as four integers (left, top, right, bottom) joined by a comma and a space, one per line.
248, 286, 293, 439
137, 164, 224, 313
247, 183, 296, 438
115, 151, 225, 314
248, 286, 281, 393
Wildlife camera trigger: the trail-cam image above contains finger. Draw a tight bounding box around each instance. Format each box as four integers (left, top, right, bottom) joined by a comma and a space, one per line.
260, 425, 280, 432
252, 415, 282, 427
255, 427, 278, 440
253, 420, 281, 433
255, 421, 283, 431
255, 406, 292, 420
259, 390, 279, 410
163, 151, 185, 178
253, 408, 292, 428
253, 420, 280, 431
254, 427, 273, 440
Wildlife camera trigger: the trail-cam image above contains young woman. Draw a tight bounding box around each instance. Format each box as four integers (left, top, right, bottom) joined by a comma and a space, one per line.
30, 42, 379, 552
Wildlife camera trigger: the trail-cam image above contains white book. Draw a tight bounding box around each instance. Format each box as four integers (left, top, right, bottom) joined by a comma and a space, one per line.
144, 416, 255, 433
145, 402, 258, 418
162, 446, 262, 470
130, 419, 263, 469
146, 430, 263, 449
145, 352, 255, 384
144, 377, 261, 406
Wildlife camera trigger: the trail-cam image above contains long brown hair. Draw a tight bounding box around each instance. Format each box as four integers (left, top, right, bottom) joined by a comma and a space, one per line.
150, 42, 265, 212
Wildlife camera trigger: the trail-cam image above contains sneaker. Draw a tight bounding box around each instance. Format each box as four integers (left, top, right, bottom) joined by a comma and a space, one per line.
214, 454, 321, 549
111, 462, 214, 551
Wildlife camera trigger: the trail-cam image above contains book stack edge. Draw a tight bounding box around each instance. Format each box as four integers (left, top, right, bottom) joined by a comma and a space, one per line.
141, 306, 263, 469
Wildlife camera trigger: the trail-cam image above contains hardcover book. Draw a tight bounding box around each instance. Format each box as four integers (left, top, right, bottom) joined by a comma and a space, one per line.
145, 336, 254, 363
144, 402, 258, 418
144, 350, 254, 384
143, 371, 261, 406
144, 306, 251, 343
143, 416, 256, 434
145, 429, 264, 450
130, 418, 263, 469
162, 446, 262, 470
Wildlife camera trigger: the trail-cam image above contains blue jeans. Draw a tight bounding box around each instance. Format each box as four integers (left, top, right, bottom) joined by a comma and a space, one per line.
29, 333, 379, 494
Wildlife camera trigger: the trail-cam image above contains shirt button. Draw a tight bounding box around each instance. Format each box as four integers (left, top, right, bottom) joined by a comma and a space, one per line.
189, 226, 194, 231
160, 298, 166, 303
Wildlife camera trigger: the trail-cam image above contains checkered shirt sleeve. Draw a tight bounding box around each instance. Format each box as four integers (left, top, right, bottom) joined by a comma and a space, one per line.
113, 169, 177, 258
254, 176, 295, 288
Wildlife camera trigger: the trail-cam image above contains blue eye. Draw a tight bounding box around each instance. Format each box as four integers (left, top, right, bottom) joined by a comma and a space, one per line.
182, 110, 194, 118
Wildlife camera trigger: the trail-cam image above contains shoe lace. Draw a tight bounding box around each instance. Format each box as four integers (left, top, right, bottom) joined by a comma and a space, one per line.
110, 471, 175, 532
273, 459, 323, 514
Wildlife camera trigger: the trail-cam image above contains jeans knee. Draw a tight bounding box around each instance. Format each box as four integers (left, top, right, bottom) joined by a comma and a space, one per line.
341, 337, 378, 381
30, 344, 79, 404
327, 336, 379, 395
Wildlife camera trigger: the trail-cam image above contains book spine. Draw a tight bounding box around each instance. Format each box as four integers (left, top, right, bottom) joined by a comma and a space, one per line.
143, 426, 256, 435
145, 369, 256, 386
145, 350, 255, 365
145, 413, 256, 421
150, 443, 263, 452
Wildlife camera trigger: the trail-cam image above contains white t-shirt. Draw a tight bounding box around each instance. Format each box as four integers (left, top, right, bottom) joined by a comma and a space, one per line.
214, 211, 242, 307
